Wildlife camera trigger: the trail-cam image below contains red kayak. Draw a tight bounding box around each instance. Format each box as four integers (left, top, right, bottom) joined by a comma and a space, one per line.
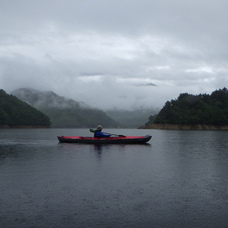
57, 135, 152, 144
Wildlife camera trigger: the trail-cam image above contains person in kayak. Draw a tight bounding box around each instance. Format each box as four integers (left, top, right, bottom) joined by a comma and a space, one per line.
94, 125, 111, 138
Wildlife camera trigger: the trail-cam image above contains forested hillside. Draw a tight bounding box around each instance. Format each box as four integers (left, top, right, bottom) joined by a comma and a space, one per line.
12, 88, 119, 128
146, 88, 228, 125
0, 89, 51, 127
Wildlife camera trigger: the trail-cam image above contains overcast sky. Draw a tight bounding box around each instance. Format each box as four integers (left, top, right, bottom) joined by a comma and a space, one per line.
0, 0, 228, 110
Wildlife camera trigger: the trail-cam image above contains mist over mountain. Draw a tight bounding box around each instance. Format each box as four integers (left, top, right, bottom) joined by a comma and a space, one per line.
12, 88, 119, 128
106, 108, 159, 128
12, 88, 89, 110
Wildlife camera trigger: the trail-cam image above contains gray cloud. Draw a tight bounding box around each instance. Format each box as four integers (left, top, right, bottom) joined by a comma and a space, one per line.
0, 0, 228, 110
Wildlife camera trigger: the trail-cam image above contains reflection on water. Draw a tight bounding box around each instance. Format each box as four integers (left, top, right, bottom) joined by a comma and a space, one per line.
0, 128, 228, 228
93, 143, 151, 155
93, 144, 103, 155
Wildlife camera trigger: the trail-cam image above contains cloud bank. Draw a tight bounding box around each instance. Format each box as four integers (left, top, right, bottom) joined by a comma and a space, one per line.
0, 0, 228, 109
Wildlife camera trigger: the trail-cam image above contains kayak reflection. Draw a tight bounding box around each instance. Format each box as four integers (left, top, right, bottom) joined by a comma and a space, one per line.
93, 143, 151, 156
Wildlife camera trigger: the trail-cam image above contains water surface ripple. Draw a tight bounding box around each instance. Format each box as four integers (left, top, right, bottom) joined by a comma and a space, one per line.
0, 128, 228, 227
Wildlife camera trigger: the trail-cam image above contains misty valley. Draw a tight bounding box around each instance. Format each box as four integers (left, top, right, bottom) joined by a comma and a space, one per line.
0, 88, 157, 128
1, 87, 228, 129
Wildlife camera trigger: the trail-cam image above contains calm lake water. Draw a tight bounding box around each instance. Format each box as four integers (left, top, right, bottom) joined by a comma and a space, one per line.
0, 128, 228, 228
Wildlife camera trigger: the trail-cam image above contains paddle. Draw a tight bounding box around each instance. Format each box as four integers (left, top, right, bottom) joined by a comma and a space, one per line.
89, 129, 125, 137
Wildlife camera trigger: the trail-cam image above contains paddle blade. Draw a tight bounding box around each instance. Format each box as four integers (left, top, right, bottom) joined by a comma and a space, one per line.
89, 129, 95, 133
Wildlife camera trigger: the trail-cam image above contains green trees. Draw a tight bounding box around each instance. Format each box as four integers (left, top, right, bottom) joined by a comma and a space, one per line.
147, 88, 228, 125
0, 89, 51, 127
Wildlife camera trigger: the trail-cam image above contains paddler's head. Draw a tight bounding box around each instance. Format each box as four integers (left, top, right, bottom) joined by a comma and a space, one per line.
97, 125, 103, 131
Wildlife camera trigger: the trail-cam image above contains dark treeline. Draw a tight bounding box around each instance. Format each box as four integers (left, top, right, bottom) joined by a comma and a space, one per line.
147, 88, 228, 125
0, 89, 51, 127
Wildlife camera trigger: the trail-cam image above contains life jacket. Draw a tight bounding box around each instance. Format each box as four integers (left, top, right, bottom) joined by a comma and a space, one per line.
94, 130, 110, 137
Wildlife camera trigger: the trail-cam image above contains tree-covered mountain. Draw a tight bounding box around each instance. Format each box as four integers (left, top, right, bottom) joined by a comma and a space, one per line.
146, 88, 228, 126
12, 88, 119, 128
0, 89, 51, 127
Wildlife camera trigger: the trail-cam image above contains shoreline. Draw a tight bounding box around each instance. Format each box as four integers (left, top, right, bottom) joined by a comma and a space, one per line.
0, 125, 50, 128
139, 123, 228, 130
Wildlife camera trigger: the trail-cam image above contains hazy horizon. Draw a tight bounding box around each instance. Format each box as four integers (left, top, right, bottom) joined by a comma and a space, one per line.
11, 87, 161, 111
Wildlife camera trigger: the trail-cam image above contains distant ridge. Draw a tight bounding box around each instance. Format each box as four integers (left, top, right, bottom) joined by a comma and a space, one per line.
106, 108, 159, 128
12, 88, 85, 110
12, 88, 119, 128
